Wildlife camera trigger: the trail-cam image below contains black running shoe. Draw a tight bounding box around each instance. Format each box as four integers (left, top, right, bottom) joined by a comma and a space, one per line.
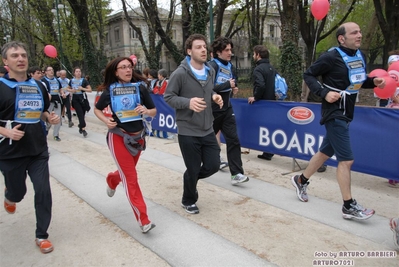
181, 203, 199, 214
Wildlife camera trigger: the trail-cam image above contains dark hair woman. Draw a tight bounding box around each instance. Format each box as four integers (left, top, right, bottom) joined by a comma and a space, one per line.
94, 57, 157, 233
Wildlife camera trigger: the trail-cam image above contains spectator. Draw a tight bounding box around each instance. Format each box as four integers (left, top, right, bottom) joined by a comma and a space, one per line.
248, 45, 276, 161
147, 69, 158, 92
142, 67, 150, 78
385, 51, 399, 187
152, 69, 168, 95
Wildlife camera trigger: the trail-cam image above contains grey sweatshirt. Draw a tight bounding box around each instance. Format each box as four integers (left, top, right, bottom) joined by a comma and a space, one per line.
164, 57, 216, 137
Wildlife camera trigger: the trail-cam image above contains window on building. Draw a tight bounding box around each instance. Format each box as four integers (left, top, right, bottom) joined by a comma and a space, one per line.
270, 25, 275, 38
130, 27, 138, 39
114, 28, 120, 42
105, 32, 109, 44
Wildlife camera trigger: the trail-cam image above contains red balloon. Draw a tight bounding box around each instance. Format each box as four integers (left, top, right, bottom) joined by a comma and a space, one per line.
311, 0, 330, 20
44, 45, 57, 58
129, 54, 137, 64
388, 61, 399, 86
369, 68, 388, 78
373, 75, 397, 99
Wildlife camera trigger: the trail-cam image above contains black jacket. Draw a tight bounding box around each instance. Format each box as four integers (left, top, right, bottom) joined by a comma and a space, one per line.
252, 58, 276, 101
303, 46, 375, 124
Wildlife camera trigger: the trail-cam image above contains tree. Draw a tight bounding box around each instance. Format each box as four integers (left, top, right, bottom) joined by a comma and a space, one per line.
67, 0, 104, 87
277, 0, 302, 100
373, 0, 399, 68
190, 0, 208, 35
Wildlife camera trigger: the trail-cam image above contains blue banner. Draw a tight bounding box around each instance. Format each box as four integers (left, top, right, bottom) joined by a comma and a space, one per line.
151, 95, 399, 180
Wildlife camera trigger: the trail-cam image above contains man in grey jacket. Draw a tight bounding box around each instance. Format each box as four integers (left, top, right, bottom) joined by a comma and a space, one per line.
164, 34, 223, 214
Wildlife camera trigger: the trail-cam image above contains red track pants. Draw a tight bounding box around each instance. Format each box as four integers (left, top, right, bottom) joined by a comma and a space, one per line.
106, 132, 150, 226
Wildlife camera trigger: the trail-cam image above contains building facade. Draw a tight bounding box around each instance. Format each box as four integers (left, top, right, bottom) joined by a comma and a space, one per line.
102, 7, 284, 73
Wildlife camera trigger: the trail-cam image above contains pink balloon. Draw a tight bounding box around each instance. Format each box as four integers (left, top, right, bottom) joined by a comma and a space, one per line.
311, 0, 330, 20
44, 45, 57, 58
373, 75, 397, 99
388, 61, 399, 86
369, 68, 388, 78
129, 54, 137, 64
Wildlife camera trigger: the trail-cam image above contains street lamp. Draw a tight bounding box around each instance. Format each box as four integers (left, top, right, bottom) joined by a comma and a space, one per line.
51, 0, 65, 70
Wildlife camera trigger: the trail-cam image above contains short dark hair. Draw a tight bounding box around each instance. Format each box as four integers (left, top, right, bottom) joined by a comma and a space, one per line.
253, 45, 269, 59
184, 34, 207, 55
211, 36, 233, 56
336, 25, 346, 45
28, 66, 41, 74
148, 69, 157, 78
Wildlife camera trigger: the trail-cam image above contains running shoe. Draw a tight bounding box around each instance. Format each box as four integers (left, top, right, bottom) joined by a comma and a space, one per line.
291, 175, 309, 202
35, 238, 54, 254
68, 121, 74, 128
82, 130, 88, 137
231, 173, 249, 185
181, 203, 199, 214
342, 199, 375, 220
219, 157, 229, 170
54, 136, 61, 142
141, 223, 156, 234
389, 218, 399, 249
4, 199, 16, 214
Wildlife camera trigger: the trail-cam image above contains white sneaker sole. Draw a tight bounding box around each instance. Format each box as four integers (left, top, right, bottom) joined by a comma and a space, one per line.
106, 186, 115, 197
141, 223, 156, 233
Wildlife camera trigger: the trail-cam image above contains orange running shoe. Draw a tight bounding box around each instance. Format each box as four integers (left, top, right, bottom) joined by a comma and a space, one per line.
35, 238, 54, 254
4, 199, 16, 214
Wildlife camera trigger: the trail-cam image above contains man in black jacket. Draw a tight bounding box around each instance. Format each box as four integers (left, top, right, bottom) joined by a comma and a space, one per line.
248, 45, 276, 160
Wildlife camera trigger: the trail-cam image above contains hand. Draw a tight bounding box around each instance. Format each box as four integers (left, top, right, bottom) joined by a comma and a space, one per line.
47, 111, 60, 125
229, 78, 235, 88
212, 94, 223, 109
106, 118, 117, 129
373, 77, 385, 88
248, 97, 255, 104
7, 124, 25, 141
135, 104, 147, 115
325, 91, 341, 103
190, 97, 207, 112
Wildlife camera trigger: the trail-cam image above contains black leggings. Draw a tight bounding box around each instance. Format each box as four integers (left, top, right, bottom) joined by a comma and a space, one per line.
72, 96, 86, 129
62, 95, 72, 122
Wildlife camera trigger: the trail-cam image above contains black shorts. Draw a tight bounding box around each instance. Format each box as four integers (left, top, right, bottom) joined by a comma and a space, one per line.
319, 119, 354, 161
